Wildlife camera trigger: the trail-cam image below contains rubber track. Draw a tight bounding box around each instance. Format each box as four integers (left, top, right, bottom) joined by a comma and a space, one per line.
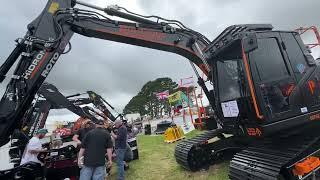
174, 130, 221, 171
229, 135, 320, 180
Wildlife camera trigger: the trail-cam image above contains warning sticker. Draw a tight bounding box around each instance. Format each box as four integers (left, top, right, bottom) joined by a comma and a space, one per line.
221, 100, 239, 117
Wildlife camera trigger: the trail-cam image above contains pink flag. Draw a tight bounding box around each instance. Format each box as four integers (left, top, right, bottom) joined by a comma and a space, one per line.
156, 90, 169, 100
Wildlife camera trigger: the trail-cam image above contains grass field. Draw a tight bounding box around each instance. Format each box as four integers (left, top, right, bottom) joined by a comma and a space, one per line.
109, 130, 229, 180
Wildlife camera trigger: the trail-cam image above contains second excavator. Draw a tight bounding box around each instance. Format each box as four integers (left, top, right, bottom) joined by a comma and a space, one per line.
8, 82, 133, 179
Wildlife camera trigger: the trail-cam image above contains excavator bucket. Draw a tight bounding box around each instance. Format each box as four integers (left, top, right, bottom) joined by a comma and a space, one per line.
164, 125, 185, 143
154, 120, 172, 134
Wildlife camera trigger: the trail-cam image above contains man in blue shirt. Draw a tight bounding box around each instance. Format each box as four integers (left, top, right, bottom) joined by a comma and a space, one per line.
111, 119, 127, 180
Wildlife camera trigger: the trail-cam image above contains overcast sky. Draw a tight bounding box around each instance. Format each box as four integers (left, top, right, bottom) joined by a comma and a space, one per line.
0, 0, 320, 124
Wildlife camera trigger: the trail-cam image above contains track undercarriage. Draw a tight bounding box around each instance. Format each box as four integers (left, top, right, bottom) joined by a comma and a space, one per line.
175, 127, 320, 180
174, 129, 247, 171
230, 129, 320, 180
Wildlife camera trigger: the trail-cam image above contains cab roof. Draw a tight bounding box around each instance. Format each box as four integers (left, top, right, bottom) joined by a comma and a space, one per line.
205, 24, 274, 58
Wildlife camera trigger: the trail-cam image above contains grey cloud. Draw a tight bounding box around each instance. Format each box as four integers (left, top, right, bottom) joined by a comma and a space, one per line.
138, 0, 320, 37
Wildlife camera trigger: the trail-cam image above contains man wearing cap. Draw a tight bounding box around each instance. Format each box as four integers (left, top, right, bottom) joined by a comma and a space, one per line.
78, 120, 113, 180
20, 128, 48, 165
111, 119, 127, 180
20, 128, 48, 179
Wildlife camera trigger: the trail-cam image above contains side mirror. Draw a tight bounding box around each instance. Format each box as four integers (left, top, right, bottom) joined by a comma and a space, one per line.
243, 33, 258, 53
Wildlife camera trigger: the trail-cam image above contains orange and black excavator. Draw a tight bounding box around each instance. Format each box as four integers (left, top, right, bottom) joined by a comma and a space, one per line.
0, 0, 320, 179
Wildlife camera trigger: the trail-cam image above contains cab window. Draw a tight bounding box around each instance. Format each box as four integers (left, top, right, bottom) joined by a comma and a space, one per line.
250, 38, 289, 82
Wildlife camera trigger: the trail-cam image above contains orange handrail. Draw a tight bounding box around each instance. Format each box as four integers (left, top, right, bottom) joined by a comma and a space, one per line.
241, 42, 264, 120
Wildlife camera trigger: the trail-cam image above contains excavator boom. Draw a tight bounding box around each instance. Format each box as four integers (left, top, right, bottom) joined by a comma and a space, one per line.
0, 0, 213, 146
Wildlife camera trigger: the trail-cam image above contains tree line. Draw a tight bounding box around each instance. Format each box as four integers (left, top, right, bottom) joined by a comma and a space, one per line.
123, 77, 195, 119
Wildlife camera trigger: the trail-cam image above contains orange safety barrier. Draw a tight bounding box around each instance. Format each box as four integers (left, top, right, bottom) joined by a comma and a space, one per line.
292, 156, 320, 176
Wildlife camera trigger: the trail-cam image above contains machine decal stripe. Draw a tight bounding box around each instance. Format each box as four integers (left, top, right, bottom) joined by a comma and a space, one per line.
30, 51, 49, 79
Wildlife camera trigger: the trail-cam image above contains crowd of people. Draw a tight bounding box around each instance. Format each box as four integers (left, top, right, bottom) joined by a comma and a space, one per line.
20, 118, 135, 180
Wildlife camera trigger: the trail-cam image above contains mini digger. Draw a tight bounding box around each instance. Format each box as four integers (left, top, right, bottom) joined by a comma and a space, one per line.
8, 83, 116, 179
0, 0, 319, 179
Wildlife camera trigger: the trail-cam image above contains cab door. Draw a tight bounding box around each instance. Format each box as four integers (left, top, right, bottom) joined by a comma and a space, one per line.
279, 32, 319, 112
247, 32, 304, 123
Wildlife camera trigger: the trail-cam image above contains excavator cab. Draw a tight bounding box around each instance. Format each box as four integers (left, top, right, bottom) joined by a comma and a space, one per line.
207, 24, 319, 136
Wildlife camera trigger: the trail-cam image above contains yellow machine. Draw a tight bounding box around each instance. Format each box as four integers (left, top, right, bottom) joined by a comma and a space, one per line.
164, 125, 185, 143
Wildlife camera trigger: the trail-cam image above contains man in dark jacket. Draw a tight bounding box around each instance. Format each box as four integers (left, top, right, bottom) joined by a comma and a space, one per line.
78, 120, 113, 180
111, 119, 127, 180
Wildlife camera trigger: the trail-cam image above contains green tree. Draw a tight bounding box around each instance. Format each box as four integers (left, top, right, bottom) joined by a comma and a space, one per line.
123, 77, 178, 118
